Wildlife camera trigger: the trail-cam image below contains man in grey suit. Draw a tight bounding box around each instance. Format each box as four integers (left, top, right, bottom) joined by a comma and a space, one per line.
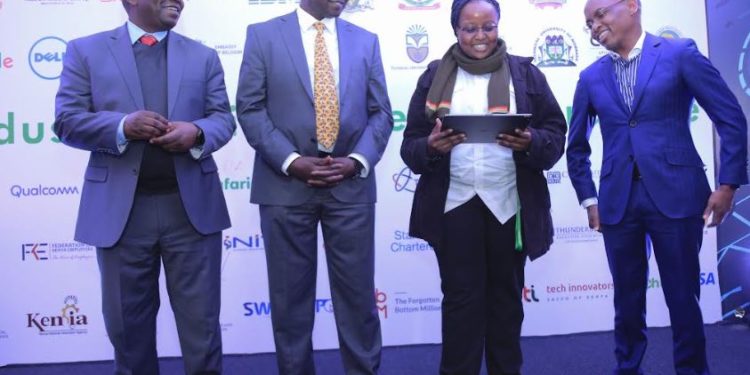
236, 0, 393, 373
54, 0, 234, 373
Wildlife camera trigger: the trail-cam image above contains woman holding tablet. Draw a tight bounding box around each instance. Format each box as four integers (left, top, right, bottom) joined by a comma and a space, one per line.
400, 1, 566, 373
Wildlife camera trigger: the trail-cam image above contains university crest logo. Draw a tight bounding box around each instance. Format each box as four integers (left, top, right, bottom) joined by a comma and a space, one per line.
533, 27, 578, 67
406, 25, 429, 63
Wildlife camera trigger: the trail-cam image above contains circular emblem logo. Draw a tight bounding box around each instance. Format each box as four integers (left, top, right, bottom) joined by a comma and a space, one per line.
656, 26, 683, 39
28, 36, 67, 80
533, 27, 578, 68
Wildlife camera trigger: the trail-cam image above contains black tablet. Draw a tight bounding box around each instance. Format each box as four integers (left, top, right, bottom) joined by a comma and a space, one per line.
442, 114, 532, 143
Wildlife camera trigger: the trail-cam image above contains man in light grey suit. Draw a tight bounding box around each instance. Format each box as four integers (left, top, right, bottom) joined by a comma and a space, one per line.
236, 0, 393, 373
54, 0, 234, 373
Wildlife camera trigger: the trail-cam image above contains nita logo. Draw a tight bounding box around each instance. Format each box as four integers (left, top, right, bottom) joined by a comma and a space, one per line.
399, 0, 440, 10
224, 234, 265, 251
406, 25, 429, 64
27, 295, 89, 335
28, 36, 67, 80
533, 28, 578, 68
522, 285, 540, 302
22, 243, 49, 261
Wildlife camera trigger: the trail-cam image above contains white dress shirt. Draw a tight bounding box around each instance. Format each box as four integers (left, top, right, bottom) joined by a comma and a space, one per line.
445, 67, 518, 225
281, 8, 370, 177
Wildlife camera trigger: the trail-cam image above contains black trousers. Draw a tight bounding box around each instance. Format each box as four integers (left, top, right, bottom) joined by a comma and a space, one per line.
435, 196, 526, 375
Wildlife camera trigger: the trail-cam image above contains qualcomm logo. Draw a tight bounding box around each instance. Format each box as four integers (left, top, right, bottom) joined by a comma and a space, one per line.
406, 25, 429, 64
740, 31, 750, 98
28, 36, 66, 80
393, 166, 419, 193
10, 184, 79, 198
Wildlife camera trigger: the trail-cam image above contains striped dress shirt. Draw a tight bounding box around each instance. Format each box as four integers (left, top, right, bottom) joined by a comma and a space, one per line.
610, 32, 646, 111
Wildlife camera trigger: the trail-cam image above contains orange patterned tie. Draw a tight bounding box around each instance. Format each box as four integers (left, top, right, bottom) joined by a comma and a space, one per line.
313, 22, 340, 150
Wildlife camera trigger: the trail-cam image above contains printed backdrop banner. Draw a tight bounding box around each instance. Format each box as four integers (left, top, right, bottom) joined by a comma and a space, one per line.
0, 0, 721, 366
706, 0, 750, 321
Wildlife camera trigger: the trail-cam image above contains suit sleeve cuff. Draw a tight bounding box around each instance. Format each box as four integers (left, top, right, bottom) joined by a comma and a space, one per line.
116, 115, 129, 154
581, 197, 598, 208
348, 153, 370, 178
282, 152, 301, 176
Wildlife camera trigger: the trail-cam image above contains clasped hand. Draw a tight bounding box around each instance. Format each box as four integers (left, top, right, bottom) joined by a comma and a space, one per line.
123, 110, 199, 152
288, 156, 357, 188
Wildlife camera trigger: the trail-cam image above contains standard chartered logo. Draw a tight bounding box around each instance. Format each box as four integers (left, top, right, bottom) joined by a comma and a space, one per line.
10, 184, 79, 198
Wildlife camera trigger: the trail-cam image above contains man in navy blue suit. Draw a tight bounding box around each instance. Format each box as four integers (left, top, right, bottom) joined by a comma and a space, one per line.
567, 0, 747, 374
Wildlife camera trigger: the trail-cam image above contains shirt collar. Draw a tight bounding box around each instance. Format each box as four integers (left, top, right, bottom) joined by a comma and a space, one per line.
296, 7, 337, 35
609, 31, 645, 62
127, 21, 169, 45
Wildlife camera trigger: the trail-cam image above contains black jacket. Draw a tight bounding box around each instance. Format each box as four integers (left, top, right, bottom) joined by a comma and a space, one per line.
400, 56, 567, 260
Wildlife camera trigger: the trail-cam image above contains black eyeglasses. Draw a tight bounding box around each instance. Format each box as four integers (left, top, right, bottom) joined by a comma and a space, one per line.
585, 0, 626, 31
457, 24, 498, 36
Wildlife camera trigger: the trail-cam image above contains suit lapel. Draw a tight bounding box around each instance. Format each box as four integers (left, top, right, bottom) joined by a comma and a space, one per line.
599, 57, 629, 115
108, 24, 145, 109
166, 31, 185, 118
630, 33, 661, 114
336, 18, 353, 106
279, 12, 314, 103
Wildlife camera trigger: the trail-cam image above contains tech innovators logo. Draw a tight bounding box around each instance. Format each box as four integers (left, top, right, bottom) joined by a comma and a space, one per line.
28, 36, 67, 80
740, 31, 750, 98
533, 28, 578, 68
406, 25, 429, 64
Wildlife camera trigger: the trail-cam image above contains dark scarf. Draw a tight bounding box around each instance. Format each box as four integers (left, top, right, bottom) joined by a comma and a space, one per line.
425, 39, 511, 122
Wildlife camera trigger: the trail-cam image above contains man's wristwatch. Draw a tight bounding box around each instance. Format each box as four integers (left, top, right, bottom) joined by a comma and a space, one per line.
349, 157, 364, 179
194, 125, 205, 147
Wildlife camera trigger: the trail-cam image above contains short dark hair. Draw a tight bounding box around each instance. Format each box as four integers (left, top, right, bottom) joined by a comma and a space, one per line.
450, 0, 501, 32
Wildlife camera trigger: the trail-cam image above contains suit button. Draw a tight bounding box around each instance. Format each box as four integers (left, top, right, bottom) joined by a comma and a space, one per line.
629, 120, 637, 128
132, 169, 138, 175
